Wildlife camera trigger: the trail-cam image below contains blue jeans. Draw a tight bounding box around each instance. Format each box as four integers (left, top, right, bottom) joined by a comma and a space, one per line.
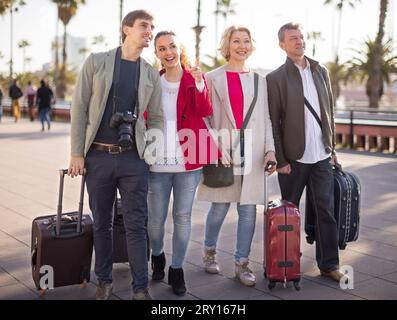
204, 203, 256, 262
39, 107, 51, 128
85, 147, 149, 293
148, 170, 201, 269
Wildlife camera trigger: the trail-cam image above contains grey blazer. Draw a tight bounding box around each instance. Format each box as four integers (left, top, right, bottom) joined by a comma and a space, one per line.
266, 56, 335, 168
70, 47, 163, 164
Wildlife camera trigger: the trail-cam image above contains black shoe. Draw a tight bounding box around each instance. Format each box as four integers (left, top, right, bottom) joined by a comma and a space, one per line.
151, 252, 166, 281
168, 266, 186, 296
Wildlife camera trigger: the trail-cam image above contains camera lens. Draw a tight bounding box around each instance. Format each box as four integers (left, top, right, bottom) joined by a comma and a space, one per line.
118, 123, 133, 147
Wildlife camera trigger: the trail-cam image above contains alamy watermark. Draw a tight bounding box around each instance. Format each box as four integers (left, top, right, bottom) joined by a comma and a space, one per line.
39, 265, 54, 290
339, 265, 354, 290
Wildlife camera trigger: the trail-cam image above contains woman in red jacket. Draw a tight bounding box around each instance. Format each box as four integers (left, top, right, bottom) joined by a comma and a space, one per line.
148, 30, 219, 296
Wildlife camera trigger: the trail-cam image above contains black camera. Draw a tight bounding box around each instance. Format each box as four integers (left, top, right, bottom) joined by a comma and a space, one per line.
109, 111, 137, 147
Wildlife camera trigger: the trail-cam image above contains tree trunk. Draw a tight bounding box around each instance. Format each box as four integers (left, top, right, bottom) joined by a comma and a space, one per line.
368, 0, 388, 108
119, 0, 123, 44
57, 23, 67, 100
54, 12, 59, 98
9, 4, 13, 81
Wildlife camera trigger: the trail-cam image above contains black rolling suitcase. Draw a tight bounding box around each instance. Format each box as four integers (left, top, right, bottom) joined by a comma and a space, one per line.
305, 164, 361, 250
31, 169, 93, 293
113, 198, 129, 263
112, 197, 150, 263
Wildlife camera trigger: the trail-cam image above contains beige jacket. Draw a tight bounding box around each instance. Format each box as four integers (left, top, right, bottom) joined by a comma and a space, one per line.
70, 47, 163, 164
197, 66, 275, 205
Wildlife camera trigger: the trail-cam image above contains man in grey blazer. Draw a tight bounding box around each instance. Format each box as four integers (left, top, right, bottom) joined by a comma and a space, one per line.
68, 10, 163, 300
267, 23, 345, 283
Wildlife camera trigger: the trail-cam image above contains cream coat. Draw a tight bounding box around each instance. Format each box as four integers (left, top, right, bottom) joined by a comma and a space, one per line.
197, 66, 275, 205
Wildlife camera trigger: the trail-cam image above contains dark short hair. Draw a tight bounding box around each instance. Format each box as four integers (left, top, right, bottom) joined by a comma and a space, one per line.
278, 22, 303, 42
40, 80, 45, 87
121, 10, 154, 43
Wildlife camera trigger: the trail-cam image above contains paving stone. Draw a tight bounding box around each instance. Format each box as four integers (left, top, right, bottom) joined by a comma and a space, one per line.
188, 277, 267, 300
378, 271, 397, 284
0, 283, 39, 300
342, 252, 397, 276
0, 121, 396, 300
349, 278, 397, 300
0, 268, 19, 287
265, 278, 363, 300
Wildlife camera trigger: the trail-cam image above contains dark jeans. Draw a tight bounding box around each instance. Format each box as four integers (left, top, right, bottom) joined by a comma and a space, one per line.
85, 146, 149, 293
278, 158, 339, 272
39, 107, 51, 128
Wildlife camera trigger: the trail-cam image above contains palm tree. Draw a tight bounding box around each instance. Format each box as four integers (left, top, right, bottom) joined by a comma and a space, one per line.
0, 0, 25, 80
193, 0, 205, 60
326, 57, 347, 99
346, 38, 397, 105
369, 0, 389, 108
306, 31, 324, 58
324, 0, 362, 60
24, 57, 32, 71
17, 40, 30, 73
92, 35, 108, 52
119, 0, 123, 45
214, 0, 236, 58
52, 0, 86, 99
216, 0, 236, 30
201, 54, 226, 73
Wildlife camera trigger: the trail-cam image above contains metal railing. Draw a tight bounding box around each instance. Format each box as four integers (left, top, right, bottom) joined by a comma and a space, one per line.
335, 108, 397, 149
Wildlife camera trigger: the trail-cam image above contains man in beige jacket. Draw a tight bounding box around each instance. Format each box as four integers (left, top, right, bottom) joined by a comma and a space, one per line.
68, 10, 163, 300
267, 22, 344, 283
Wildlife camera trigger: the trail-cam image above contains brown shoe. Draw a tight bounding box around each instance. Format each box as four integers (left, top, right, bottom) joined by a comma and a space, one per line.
320, 270, 348, 283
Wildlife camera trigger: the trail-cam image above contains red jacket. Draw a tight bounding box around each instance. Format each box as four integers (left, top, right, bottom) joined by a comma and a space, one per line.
159, 68, 221, 171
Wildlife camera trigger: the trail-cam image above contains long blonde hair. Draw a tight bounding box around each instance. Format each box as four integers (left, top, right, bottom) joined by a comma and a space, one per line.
154, 31, 191, 69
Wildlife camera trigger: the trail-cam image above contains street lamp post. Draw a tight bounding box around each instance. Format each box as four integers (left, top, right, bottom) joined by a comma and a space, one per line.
9, 3, 14, 81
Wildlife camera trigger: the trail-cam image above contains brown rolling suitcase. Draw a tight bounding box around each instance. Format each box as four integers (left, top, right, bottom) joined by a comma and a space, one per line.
31, 169, 93, 293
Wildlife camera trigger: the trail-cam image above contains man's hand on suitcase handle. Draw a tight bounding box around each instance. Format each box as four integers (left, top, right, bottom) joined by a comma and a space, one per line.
264, 151, 277, 176
68, 156, 85, 177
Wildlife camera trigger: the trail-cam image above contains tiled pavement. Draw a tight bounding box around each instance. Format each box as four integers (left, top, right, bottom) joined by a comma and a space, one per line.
0, 117, 397, 300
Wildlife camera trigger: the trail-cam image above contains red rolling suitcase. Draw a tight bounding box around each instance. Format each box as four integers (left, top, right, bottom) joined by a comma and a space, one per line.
264, 200, 301, 290
31, 169, 93, 293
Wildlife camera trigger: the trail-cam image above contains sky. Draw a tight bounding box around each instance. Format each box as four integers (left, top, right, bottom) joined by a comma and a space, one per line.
0, 0, 396, 74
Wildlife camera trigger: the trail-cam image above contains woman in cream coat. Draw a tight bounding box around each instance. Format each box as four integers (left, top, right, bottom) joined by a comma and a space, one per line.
197, 25, 277, 287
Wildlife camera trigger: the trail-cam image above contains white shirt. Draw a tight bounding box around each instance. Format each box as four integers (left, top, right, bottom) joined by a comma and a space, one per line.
295, 60, 331, 164
151, 75, 186, 173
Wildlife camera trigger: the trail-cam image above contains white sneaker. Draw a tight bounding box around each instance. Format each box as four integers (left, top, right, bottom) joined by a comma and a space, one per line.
203, 248, 220, 274
95, 281, 113, 300
235, 260, 256, 286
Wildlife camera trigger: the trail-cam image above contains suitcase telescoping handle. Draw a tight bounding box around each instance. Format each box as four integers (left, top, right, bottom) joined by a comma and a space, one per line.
56, 169, 86, 236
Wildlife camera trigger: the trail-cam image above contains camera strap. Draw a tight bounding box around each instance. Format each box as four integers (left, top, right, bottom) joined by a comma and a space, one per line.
112, 46, 140, 117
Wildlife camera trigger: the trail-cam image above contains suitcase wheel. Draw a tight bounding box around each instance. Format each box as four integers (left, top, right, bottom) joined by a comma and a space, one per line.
268, 281, 276, 290
39, 288, 46, 297
80, 279, 88, 289
293, 281, 301, 291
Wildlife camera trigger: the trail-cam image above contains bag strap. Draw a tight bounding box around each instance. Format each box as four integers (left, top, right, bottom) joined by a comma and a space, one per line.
304, 97, 322, 130
242, 72, 259, 131
234, 72, 259, 150
236, 73, 259, 177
